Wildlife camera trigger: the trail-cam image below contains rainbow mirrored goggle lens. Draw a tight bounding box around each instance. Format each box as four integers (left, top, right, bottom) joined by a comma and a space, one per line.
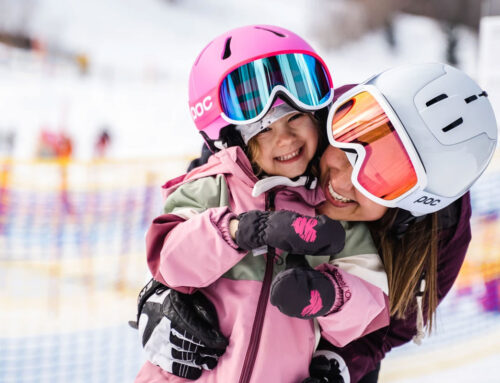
330, 91, 419, 202
220, 53, 332, 122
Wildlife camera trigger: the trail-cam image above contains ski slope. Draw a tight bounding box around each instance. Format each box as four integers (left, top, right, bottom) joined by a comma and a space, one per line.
1, 1, 498, 382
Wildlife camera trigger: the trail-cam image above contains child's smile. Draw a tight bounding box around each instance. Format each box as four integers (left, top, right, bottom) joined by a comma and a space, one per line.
275, 146, 303, 163
253, 113, 319, 178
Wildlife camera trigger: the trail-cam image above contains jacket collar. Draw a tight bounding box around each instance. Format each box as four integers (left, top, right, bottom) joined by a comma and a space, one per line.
162, 146, 325, 207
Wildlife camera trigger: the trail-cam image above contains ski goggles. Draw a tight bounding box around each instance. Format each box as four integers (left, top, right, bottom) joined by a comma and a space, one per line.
219, 53, 333, 125
327, 85, 427, 207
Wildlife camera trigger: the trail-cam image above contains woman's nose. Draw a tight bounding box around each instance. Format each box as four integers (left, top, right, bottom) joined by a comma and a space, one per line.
334, 164, 353, 187
330, 151, 354, 190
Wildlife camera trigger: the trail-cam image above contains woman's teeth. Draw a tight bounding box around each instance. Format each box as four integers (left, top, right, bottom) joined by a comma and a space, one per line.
328, 183, 353, 203
276, 148, 300, 161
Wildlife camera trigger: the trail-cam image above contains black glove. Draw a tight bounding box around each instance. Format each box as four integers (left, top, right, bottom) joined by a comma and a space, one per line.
130, 279, 229, 380
270, 266, 336, 318
302, 352, 347, 383
235, 210, 345, 255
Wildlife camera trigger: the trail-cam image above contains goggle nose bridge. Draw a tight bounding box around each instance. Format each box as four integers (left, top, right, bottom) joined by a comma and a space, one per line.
341, 148, 359, 167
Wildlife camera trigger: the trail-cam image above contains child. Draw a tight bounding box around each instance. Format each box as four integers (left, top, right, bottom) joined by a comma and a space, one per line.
135, 25, 389, 383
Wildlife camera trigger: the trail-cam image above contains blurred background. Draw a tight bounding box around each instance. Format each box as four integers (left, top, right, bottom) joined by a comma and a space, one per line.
1, 0, 500, 382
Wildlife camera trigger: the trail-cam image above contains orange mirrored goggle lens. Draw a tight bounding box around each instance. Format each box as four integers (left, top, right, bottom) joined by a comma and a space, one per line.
330, 91, 418, 201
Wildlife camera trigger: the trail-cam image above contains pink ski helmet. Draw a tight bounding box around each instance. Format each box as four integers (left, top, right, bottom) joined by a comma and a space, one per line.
188, 25, 333, 145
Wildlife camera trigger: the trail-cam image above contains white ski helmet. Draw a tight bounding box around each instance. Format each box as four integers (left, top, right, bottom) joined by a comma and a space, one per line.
327, 62, 498, 216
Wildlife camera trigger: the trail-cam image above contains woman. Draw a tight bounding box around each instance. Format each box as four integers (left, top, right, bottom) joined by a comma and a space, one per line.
133, 63, 497, 382
303, 63, 497, 382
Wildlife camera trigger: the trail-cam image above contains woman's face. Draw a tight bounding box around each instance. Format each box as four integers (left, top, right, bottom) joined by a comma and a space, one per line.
318, 146, 388, 221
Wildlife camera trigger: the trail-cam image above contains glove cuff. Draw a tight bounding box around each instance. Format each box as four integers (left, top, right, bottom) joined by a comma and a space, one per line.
235, 210, 271, 250
319, 267, 352, 315
310, 350, 351, 383
217, 211, 239, 249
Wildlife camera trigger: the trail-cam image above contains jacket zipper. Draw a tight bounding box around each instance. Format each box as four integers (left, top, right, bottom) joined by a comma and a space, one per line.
238, 191, 276, 383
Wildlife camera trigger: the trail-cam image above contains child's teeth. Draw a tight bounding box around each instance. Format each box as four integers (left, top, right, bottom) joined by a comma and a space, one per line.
277, 149, 300, 161
328, 183, 352, 202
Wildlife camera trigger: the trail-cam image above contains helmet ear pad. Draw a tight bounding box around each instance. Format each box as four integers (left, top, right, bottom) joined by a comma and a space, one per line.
389, 195, 462, 239
390, 209, 426, 239
199, 131, 221, 153
219, 125, 246, 150
200, 126, 247, 154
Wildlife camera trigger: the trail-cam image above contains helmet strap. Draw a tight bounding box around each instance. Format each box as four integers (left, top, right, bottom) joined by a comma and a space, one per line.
220, 125, 246, 150
200, 129, 241, 153
213, 140, 227, 150
390, 209, 426, 239
199, 131, 220, 153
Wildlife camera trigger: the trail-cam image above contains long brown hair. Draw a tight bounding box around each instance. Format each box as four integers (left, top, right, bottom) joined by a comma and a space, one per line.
368, 209, 440, 331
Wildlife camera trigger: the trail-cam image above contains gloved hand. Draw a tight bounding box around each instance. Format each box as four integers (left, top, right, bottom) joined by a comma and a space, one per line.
302, 350, 348, 383
129, 279, 228, 380
235, 210, 345, 255
270, 266, 337, 318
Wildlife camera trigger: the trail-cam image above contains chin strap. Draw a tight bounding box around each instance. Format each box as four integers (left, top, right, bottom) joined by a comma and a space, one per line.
252, 175, 317, 197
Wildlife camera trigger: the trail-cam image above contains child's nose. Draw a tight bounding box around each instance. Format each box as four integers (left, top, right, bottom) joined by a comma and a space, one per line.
276, 127, 295, 145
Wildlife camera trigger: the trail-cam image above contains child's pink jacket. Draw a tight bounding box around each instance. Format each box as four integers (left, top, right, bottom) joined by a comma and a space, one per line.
136, 147, 389, 383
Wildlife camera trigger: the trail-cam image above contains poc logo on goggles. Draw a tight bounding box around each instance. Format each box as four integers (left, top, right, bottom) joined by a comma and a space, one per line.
191, 96, 213, 121
414, 196, 441, 206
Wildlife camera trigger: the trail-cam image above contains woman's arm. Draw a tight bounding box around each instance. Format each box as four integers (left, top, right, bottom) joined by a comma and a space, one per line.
307, 194, 472, 383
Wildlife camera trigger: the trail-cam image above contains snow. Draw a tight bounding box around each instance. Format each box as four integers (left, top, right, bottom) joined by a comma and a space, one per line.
1, 1, 498, 382
0, 0, 479, 160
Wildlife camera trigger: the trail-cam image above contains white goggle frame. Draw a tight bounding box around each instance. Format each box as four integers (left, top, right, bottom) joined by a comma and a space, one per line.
326, 84, 440, 215
220, 85, 334, 126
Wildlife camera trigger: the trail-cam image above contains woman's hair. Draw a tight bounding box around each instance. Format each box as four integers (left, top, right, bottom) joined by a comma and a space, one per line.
246, 112, 328, 180
368, 209, 440, 332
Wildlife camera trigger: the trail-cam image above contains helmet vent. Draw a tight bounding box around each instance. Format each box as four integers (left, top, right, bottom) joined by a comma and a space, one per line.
254, 26, 286, 37
222, 37, 232, 59
442, 117, 463, 132
425, 94, 448, 107
465, 95, 478, 103
465, 91, 488, 104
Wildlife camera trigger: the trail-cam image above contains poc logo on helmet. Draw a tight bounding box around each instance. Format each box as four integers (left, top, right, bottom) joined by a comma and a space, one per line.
414, 196, 441, 206
191, 96, 213, 121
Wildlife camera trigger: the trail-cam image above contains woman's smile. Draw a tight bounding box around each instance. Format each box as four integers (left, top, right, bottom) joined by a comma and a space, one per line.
319, 146, 388, 221
326, 182, 355, 205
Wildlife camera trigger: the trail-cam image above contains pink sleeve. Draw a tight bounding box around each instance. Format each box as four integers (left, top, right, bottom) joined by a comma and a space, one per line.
158, 206, 246, 290
146, 213, 185, 285
134, 362, 171, 383
316, 263, 390, 347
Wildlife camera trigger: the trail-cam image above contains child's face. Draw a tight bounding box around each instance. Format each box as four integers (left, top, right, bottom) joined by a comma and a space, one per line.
251, 112, 319, 179
318, 146, 388, 222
